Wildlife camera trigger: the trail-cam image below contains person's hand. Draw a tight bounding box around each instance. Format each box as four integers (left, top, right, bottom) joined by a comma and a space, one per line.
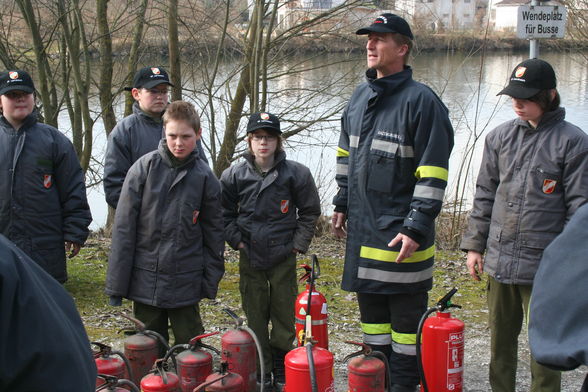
237, 242, 245, 249
65, 242, 81, 258
292, 248, 301, 254
466, 251, 484, 281
109, 296, 122, 306
331, 212, 347, 239
388, 233, 419, 263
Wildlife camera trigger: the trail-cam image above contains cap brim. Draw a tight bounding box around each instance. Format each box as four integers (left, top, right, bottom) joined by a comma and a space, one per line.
497, 84, 541, 99
247, 124, 281, 134
0, 85, 34, 95
141, 80, 174, 89
356, 25, 394, 35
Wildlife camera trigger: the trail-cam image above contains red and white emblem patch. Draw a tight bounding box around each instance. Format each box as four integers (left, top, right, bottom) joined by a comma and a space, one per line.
43, 174, 52, 189
9, 71, 19, 79
260, 112, 270, 120
542, 179, 557, 194
192, 210, 200, 224
280, 200, 289, 214
151, 67, 161, 75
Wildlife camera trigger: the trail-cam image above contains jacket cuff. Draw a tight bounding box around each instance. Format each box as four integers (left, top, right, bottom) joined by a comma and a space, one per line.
334, 205, 347, 214
400, 227, 425, 245
403, 208, 432, 234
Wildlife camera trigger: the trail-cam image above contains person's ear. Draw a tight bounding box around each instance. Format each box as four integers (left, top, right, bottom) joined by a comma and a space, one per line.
131, 88, 141, 100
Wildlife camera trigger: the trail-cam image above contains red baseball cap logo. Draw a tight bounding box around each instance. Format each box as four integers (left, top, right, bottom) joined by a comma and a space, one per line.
9, 71, 18, 79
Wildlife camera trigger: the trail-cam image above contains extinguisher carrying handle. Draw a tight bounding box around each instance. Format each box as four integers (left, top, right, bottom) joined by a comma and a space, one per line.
223, 307, 244, 328
435, 287, 461, 311
96, 374, 140, 392
188, 331, 220, 346
91, 341, 112, 357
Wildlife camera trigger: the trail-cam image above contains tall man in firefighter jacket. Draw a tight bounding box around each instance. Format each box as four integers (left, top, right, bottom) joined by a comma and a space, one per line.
331, 14, 454, 392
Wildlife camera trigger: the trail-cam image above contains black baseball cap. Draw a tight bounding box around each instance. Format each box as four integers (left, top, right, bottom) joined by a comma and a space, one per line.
356, 13, 414, 40
0, 70, 35, 95
247, 112, 281, 134
498, 59, 556, 99
127, 66, 174, 90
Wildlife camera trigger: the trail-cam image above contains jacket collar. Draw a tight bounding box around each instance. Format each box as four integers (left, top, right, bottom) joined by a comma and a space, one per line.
244, 150, 287, 172
366, 66, 413, 95
158, 139, 197, 169
0, 109, 39, 132
133, 101, 163, 125
515, 107, 566, 131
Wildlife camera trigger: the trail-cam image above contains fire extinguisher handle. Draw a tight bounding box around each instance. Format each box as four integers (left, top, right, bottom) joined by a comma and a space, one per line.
223, 308, 244, 327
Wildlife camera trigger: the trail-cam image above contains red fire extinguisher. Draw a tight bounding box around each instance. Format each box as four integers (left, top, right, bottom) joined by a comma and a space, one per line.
295, 255, 328, 350
221, 308, 263, 392
417, 288, 465, 392
140, 359, 180, 392
163, 332, 220, 392
122, 314, 170, 388
193, 362, 244, 392
344, 341, 390, 392
283, 344, 334, 392
92, 341, 134, 388
95, 374, 140, 392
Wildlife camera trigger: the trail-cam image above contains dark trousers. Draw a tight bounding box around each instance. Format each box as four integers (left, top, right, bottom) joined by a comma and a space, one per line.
487, 277, 561, 392
357, 291, 428, 387
239, 250, 297, 374
133, 302, 204, 348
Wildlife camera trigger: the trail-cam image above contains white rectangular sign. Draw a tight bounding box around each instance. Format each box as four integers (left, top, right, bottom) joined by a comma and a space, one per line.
517, 5, 567, 39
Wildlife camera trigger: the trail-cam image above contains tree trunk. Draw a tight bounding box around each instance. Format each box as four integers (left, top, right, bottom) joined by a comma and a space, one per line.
124, 0, 149, 116
97, 0, 117, 136
168, 0, 182, 101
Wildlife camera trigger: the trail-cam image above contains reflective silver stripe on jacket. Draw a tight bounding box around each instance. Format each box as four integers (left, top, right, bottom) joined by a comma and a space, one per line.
336, 163, 348, 176
357, 266, 433, 283
392, 341, 417, 356
371, 139, 414, 157
350, 135, 360, 148
413, 184, 445, 201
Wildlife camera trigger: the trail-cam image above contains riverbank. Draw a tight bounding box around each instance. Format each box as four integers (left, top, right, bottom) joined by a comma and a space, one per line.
108, 32, 588, 58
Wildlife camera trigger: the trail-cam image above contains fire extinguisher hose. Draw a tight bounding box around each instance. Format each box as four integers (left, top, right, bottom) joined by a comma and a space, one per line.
111, 349, 135, 386
306, 341, 319, 392
242, 325, 266, 392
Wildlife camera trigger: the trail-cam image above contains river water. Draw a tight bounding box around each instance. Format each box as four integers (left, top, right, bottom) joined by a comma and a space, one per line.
84, 50, 588, 229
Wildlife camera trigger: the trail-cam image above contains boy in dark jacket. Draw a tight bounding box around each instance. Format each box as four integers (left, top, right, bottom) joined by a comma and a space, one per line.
220, 112, 321, 391
104, 66, 206, 209
106, 101, 224, 346
0, 69, 92, 283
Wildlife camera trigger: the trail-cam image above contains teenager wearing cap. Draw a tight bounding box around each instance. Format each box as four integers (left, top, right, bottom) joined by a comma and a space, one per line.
461, 58, 588, 391
331, 14, 454, 392
220, 112, 321, 391
0, 69, 92, 283
103, 66, 207, 209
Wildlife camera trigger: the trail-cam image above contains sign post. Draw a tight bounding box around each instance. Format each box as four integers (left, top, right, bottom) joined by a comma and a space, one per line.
517, 3, 567, 58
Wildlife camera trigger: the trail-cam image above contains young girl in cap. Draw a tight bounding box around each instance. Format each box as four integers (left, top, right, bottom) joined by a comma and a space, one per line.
220, 112, 321, 392
0, 69, 91, 283
461, 58, 588, 391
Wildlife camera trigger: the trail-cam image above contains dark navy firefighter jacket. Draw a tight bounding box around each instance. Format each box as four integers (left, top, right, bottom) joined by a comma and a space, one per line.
334, 67, 454, 294
0, 110, 92, 283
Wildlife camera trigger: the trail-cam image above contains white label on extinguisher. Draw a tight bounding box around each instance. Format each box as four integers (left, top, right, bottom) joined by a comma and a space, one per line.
321, 303, 328, 314
446, 331, 464, 390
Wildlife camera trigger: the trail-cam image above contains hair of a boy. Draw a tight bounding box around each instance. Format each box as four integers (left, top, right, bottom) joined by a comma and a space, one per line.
247, 129, 284, 155
390, 33, 413, 65
162, 101, 200, 132
529, 89, 560, 112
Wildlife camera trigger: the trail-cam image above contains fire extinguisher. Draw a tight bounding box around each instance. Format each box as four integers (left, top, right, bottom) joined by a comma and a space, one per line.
221, 308, 265, 392
122, 314, 170, 388
283, 344, 334, 392
140, 359, 180, 392
193, 362, 244, 392
295, 254, 328, 350
417, 287, 465, 392
343, 341, 390, 392
163, 332, 220, 392
95, 374, 140, 392
92, 341, 134, 388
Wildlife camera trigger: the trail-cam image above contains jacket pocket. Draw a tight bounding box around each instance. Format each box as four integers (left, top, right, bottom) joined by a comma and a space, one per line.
376, 213, 404, 230
516, 232, 557, 282
532, 166, 562, 195
268, 233, 294, 262
368, 144, 398, 193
